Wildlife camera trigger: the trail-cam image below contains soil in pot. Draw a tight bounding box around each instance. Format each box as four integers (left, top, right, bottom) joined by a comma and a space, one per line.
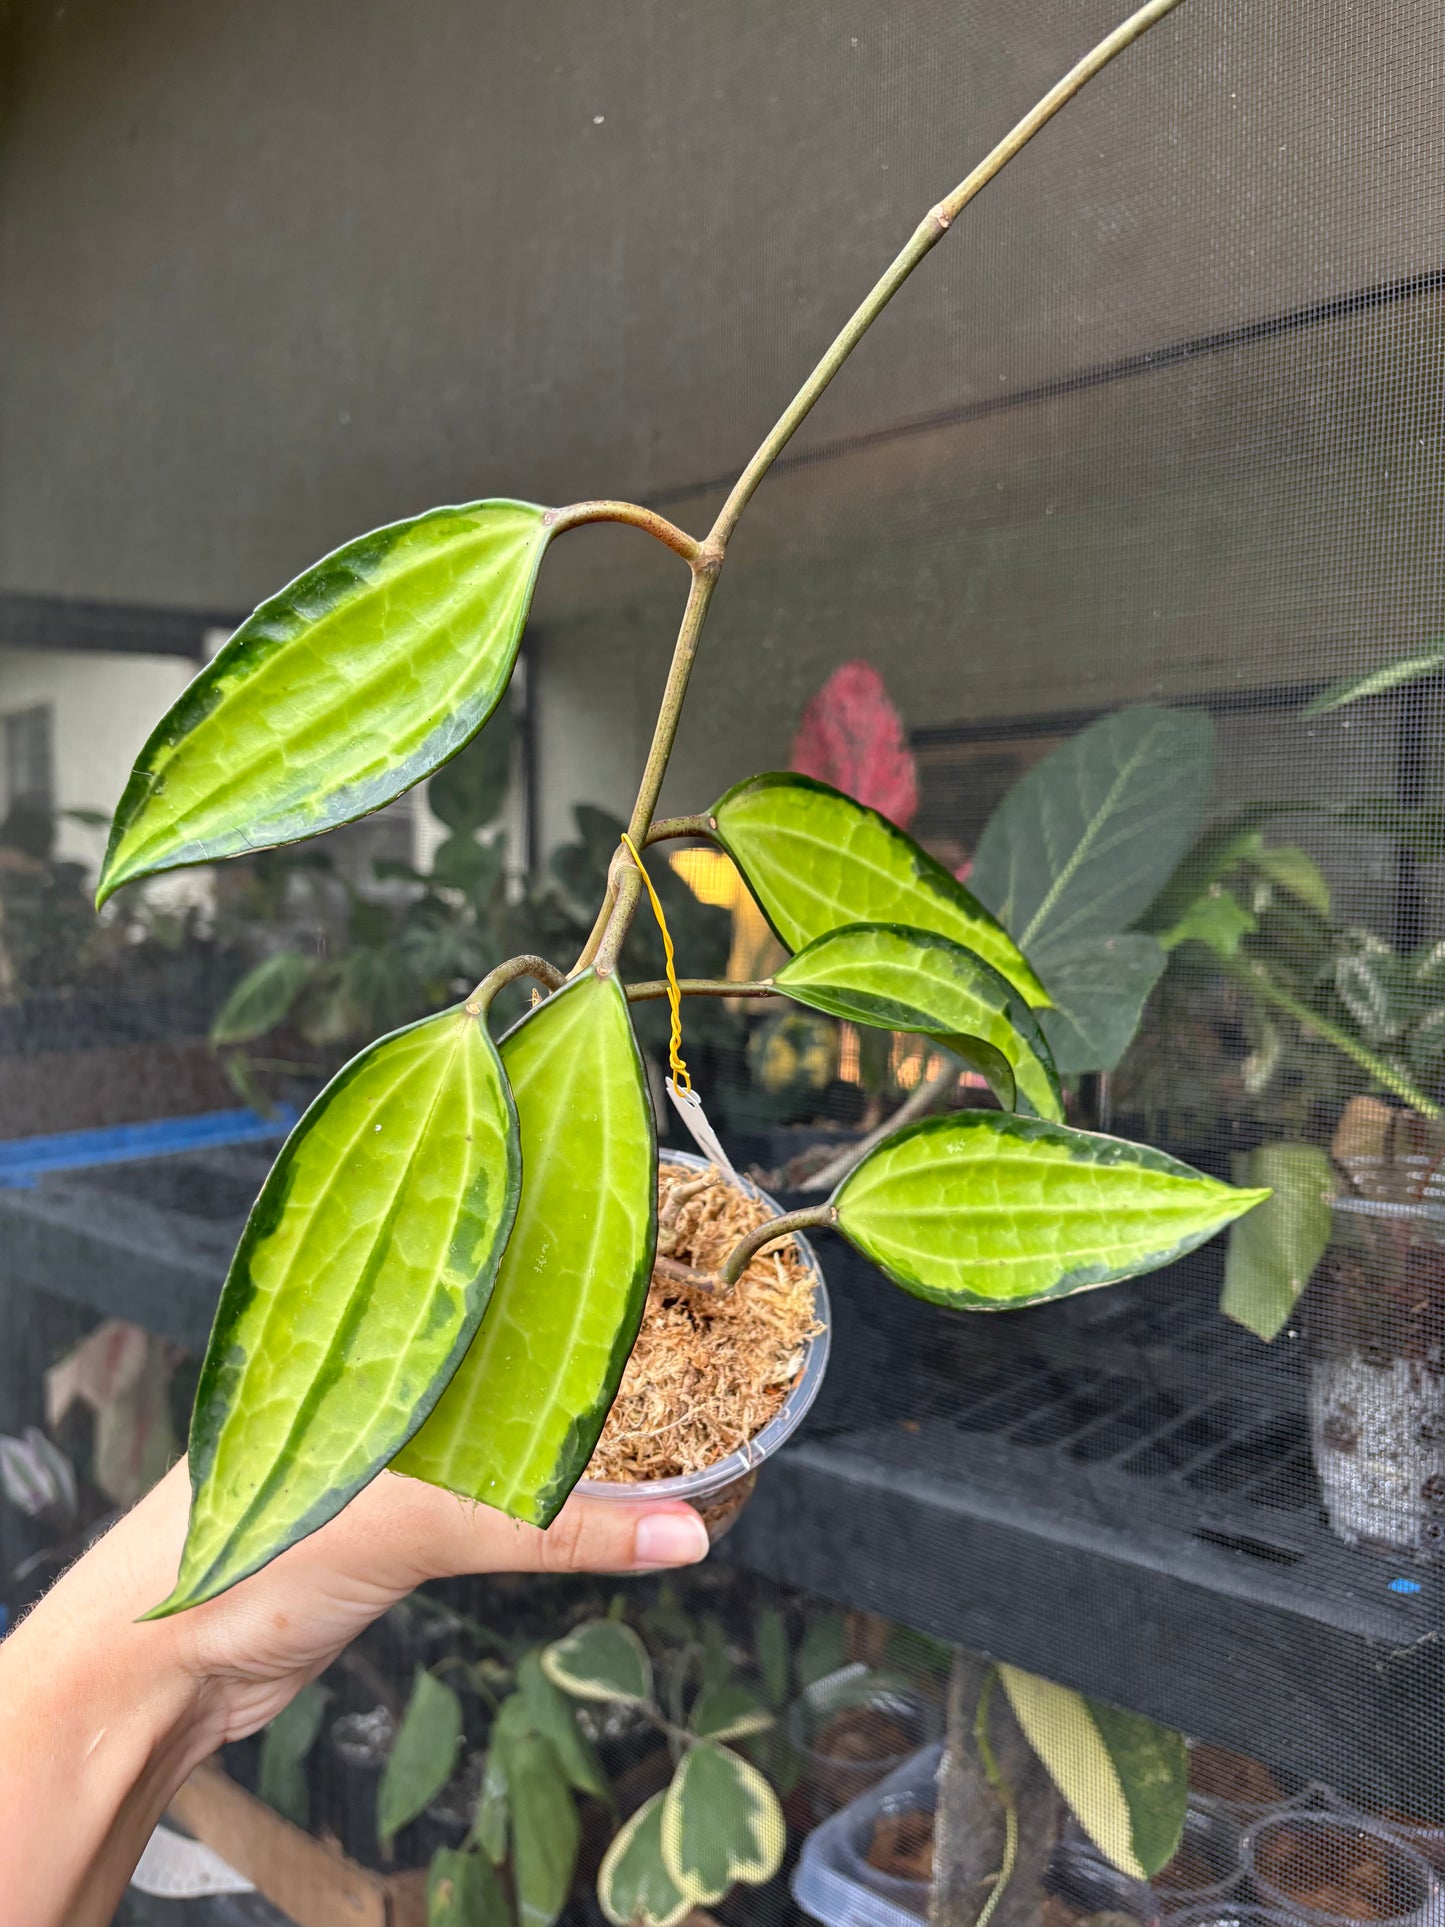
582, 1160, 822, 1528
868, 1807, 935, 1883
1188, 1743, 1292, 1815
1252, 1818, 1430, 1922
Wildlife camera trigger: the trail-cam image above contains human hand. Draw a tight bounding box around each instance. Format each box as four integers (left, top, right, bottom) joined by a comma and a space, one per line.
0, 1458, 708, 1927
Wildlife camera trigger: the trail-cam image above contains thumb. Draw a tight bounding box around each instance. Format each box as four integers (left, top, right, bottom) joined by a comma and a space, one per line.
353, 1472, 711, 1589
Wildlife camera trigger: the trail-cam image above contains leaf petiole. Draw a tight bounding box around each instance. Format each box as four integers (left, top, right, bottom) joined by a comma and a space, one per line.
465, 955, 567, 1015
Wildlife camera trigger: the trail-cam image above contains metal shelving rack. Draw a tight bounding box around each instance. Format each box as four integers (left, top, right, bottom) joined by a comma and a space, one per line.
4, 1138, 1440, 1807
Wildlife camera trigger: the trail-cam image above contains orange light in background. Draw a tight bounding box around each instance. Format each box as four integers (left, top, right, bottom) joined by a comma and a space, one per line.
666, 846, 783, 984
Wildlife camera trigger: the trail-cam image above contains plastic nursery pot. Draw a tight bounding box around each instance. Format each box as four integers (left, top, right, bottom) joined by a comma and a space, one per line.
792, 1739, 942, 1926
788, 1664, 945, 1822
575, 1148, 831, 1543
792, 1741, 1158, 1927
1146, 1796, 1244, 1916
1241, 1811, 1439, 1927
1307, 1183, 1445, 1562
1187, 1742, 1311, 1830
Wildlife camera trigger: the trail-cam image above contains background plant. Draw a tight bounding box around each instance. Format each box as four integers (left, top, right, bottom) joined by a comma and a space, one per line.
89, 0, 1263, 1624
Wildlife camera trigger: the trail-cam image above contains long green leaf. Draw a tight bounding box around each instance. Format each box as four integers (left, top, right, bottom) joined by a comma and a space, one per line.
395, 971, 655, 1526
379, 1669, 464, 1854
774, 922, 1062, 1121
970, 706, 1214, 958
211, 952, 315, 1047
599, 1795, 697, 1927
148, 1006, 520, 1615
660, 1742, 785, 1903
498, 1727, 579, 1927
97, 500, 551, 904
999, 1667, 1186, 1880
473, 1744, 509, 1864
257, 1682, 329, 1830
832, 1111, 1269, 1309
1302, 646, 1445, 717
711, 774, 1049, 1006
428, 1847, 512, 1927
1221, 1144, 1334, 1342
515, 1652, 608, 1798
688, 1682, 774, 1743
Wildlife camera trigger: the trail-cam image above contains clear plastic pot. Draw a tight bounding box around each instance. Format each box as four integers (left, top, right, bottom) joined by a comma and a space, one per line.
788, 1663, 945, 1821
1186, 1741, 1312, 1829
1123, 1798, 1241, 1917
1308, 1189, 1445, 1561
1241, 1811, 1439, 1927
575, 1149, 831, 1542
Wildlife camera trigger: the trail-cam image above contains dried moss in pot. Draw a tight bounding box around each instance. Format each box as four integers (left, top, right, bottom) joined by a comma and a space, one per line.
586, 1161, 824, 1485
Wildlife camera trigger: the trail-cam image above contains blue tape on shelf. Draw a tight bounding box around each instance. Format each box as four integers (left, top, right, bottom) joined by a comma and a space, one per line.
0, 1106, 298, 1189
1388, 1577, 1424, 1595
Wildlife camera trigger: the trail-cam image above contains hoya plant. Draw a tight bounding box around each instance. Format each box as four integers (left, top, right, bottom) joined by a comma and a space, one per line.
93, 0, 1265, 1620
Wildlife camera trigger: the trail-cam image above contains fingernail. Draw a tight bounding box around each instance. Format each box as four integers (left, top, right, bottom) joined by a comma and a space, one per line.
633, 1509, 710, 1568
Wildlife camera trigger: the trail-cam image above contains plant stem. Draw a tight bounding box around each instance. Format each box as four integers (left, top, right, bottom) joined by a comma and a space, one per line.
589, 0, 1187, 972
466, 954, 566, 1014
972, 1669, 1019, 1927
706, 0, 1189, 548
1224, 957, 1442, 1119
645, 814, 717, 845
624, 561, 722, 851
720, 1203, 837, 1290
545, 500, 701, 565
627, 977, 777, 1002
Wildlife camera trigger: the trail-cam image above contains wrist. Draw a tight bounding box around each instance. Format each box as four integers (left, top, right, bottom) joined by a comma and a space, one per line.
0, 1471, 221, 1927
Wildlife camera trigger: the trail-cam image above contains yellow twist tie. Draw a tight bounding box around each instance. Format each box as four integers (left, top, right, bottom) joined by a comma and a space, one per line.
619, 832, 691, 1095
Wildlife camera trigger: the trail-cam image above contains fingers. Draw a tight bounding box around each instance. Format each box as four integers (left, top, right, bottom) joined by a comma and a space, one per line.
356, 1472, 710, 1588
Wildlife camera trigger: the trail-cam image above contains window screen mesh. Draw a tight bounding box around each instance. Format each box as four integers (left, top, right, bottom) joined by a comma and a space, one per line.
2, 0, 1443, 1921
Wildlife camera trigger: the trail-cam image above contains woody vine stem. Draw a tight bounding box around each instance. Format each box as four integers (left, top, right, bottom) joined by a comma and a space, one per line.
558, 0, 1188, 983
490, 0, 1189, 1264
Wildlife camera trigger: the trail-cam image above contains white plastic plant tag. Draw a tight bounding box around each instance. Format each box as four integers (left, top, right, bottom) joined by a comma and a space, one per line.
667, 1078, 737, 1180
131, 1824, 255, 1898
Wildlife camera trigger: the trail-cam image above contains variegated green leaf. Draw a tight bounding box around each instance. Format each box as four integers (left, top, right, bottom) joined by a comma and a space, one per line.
688, 1682, 774, 1743
711, 774, 1049, 1006
999, 1666, 1186, 1880
379, 1669, 464, 1853
1302, 645, 1445, 717
599, 1795, 697, 1927
147, 1006, 520, 1615
832, 1111, 1270, 1310
774, 923, 1062, 1121
211, 951, 315, 1047
473, 1745, 509, 1865
97, 500, 551, 904
395, 971, 655, 1525
661, 1742, 785, 1903
542, 1621, 655, 1709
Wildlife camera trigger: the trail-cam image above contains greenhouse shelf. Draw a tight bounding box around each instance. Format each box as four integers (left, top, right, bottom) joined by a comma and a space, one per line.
728, 1238, 1445, 1811
3, 1142, 1441, 1803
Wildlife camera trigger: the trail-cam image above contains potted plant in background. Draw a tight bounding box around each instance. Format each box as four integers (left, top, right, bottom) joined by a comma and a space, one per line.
962, 654, 1445, 1559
